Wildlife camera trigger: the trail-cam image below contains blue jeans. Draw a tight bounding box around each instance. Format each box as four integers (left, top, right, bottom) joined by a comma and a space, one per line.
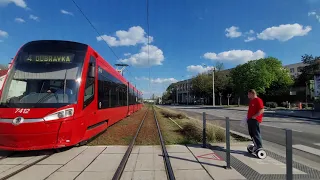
247, 119, 263, 149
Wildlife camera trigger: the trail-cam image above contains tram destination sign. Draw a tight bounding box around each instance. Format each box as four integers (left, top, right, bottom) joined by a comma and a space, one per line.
25, 54, 75, 63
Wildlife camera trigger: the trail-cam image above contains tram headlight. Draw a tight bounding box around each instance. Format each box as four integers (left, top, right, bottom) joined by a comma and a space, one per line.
44, 108, 74, 121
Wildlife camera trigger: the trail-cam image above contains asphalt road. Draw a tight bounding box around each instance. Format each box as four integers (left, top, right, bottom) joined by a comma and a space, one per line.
160, 105, 320, 162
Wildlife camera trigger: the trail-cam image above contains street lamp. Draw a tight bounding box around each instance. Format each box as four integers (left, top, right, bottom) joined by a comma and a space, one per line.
202, 64, 215, 107
181, 76, 189, 106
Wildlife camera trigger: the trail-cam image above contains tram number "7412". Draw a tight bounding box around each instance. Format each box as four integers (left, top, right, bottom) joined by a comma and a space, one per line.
15, 108, 31, 114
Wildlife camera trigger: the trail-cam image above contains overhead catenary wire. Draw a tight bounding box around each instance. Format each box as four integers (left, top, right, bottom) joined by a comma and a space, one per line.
71, 0, 120, 61
146, 0, 151, 97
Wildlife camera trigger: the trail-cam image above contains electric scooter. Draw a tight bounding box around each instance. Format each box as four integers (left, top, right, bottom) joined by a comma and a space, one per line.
247, 143, 267, 159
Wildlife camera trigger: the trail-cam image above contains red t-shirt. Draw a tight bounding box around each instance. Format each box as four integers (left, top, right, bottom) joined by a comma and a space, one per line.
247, 97, 264, 123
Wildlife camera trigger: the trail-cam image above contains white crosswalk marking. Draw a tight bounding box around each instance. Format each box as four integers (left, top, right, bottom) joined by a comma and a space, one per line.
293, 144, 320, 156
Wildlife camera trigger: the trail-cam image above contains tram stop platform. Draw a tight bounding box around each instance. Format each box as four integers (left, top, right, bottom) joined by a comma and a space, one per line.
1, 142, 320, 180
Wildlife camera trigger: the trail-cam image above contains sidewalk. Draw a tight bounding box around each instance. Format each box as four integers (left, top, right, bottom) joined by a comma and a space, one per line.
1, 144, 320, 180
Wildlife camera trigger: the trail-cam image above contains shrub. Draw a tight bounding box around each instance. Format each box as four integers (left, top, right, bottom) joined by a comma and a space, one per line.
302, 103, 307, 109
179, 121, 226, 143
266, 102, 278, 108
161, 111, 187, 119
180, 122, 203, 142
281, 102, 288, 107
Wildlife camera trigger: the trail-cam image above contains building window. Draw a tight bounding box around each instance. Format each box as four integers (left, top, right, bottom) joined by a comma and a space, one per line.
297, 67, 303, 72
290, 68, 294, 73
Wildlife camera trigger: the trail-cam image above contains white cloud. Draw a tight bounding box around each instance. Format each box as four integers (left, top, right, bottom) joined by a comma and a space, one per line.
124, 53, 131, 56
97, 26, 153, 47
244, 37, 256, 42
257, 23, 312, 42
14, 17, 25, 23
29, 15, 39, 21
203, 50, 266, 63
0, 29, 9, 38
308, 11, 320, 22
118, 45, 164, 67
246, 30, 255, 34
151, 78, 177, 84
187, 65, 214, 74
135, 76, 177, 84
0, 0, 27, 8
135, 77, 149, 81
225, 26, 242, 38
61, 9, 74, 16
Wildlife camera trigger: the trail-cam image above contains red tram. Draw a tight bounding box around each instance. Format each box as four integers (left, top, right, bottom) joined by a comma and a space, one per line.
0, 40, 143, 151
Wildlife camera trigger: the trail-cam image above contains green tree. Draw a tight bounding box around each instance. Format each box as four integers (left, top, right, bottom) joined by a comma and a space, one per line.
214, 70, 231, 94
230, 57, 293, 96
162, 91, 171, 102
191, 73, 212, 98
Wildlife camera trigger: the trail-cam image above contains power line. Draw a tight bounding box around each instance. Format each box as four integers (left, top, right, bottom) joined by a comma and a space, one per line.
71, 0, 120, 60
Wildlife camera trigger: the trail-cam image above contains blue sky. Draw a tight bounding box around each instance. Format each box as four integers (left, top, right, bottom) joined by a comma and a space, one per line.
1, 0, 320, 98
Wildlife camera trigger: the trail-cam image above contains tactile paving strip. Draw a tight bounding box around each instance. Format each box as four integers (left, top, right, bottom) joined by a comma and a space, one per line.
211, 146, 320, 180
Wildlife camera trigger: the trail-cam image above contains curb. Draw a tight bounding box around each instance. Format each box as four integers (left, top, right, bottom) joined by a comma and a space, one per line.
271, 113, 320, 121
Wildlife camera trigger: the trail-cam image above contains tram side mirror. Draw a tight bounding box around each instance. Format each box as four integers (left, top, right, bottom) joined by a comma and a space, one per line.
88, 63, 95, 78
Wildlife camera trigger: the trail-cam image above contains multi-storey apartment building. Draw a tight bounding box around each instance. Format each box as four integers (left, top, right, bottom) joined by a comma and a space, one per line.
283, 62, 307, 78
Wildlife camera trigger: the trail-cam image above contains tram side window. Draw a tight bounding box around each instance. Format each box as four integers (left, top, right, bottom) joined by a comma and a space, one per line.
83, 56, 96, 108
98, 66, 127, 109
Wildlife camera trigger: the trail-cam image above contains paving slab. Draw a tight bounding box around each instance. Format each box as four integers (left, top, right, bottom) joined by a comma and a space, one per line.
174, 169, 212, 180
0, 165, 15, 173
8, 165, 62, 180
85, 153, 124, 172
133, 153, 165, 171
154, 170, 167, 180
123, 153, 138, 172
0, 165, 25, 179
131, 171, 154, 180
102, 146, 131, 154
135, 154, 156, 171
166, 145, 190, 153
75, 171, 114, 180
169, 152, 203, 170
188, 145, 246, 180
0, 155, 36, 165
46, 172, 80, 180
38, 146, 87, 165
57, 146, 106, 172
121, 171, 133, 180
137, 145, 154, 153
231, 145, 306, 175
120, 145, 166, 180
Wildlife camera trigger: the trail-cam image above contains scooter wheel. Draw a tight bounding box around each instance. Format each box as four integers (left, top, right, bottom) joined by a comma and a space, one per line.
247, 144, 254, 153
257, 149, 267, 159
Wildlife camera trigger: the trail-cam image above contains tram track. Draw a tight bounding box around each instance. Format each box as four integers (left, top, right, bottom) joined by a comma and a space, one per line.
0, 150, 56, 180
112, 106, 175, 180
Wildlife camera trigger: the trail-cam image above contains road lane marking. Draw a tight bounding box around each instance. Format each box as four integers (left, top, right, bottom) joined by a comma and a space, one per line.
314, 143, 320, 146
293, 144, 320, 157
